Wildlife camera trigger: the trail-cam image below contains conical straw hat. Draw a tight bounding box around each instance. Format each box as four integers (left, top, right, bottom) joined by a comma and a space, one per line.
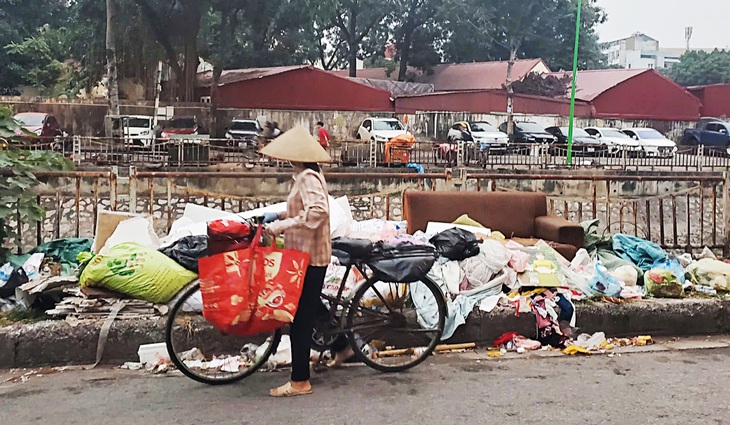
259, 125, 331, 163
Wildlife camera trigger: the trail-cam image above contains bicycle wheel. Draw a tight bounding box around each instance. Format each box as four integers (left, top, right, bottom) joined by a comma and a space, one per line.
166, 282, 282, 385
346, 277, 446, 373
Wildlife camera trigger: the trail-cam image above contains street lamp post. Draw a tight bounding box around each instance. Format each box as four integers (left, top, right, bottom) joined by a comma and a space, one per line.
566, 0, 583, 165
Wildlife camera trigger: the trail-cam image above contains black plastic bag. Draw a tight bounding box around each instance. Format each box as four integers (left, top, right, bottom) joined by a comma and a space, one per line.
367, 242, 437, 283
0, 267, 29, 298
429, 228, 480, 261
160, 235, 208, 272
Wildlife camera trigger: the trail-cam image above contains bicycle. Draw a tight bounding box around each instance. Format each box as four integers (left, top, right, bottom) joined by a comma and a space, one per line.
165, 236, 447, 385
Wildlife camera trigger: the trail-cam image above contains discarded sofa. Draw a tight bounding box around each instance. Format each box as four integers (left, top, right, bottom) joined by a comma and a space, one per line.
403, 190, 584, 260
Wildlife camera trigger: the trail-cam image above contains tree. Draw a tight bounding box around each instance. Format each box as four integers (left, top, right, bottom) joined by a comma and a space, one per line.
329, 0, 392, 77
106, 0, 120, 115
0, 0, 69, 92
4, 31, 67, 94
0, 106, 71, 262
521, 0, 607, 71
666, 49, 730, 87
442, 0, 607, 71
391, 0, 444, 81
131, 0, 207, 101
449, 0, 558, 135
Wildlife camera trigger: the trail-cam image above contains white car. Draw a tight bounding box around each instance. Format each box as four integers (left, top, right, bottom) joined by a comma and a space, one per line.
225, 119, 262, 147
110, 115, 156, 147
621, 128, 677, 158
584, 127, 641, 155
447, 121, 509, 151
356, 117, 410, 142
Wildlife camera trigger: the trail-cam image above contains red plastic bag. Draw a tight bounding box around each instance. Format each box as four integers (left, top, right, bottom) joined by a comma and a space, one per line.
198, 226, 310, 336
198, 247, 256, 333
207, 218, 254, 256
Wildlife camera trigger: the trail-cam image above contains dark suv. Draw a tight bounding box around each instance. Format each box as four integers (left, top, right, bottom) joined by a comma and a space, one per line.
498, 121, 556, 145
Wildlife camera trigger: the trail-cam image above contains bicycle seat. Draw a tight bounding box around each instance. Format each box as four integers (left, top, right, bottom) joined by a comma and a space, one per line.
332, 238, 374, 259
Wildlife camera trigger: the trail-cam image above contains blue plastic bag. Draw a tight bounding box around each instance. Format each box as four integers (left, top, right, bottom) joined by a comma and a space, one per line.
650, 257, 686, 284
589, 263, 622, 297
612, 234, 667, 271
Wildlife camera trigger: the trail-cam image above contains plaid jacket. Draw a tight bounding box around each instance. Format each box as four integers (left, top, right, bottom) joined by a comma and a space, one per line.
267, 169, 332, 266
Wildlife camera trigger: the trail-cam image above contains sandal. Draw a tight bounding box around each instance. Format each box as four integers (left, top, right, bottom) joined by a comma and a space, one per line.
269, 382, 313, 398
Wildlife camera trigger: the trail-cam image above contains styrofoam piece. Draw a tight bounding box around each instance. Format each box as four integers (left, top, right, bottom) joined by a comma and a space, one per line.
138, 342, 169, 365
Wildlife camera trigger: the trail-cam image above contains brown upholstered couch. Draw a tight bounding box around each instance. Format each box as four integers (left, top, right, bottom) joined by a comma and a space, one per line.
403, 190, 584, 260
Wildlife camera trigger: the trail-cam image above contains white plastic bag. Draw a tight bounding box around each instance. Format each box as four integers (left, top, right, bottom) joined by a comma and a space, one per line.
610, 265, 639, 287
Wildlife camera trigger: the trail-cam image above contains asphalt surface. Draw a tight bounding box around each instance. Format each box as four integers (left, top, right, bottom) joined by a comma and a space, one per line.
1, 336, 729, 425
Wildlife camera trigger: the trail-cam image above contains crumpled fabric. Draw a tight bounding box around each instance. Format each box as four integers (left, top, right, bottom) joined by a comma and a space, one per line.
415, 263, 507, 340
581, 220, 642, 274
612, 233, 668, 272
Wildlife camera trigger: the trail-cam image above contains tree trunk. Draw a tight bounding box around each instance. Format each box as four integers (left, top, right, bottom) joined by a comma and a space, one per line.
506, 47, 517, 136
106, 0, 120, 119
182, 31, 199, 102
348, 9, 358, 77
210, 66, 223, 138
398, 26, 413, 81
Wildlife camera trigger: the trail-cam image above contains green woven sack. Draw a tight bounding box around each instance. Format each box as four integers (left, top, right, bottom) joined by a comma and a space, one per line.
79, 242, 197, 303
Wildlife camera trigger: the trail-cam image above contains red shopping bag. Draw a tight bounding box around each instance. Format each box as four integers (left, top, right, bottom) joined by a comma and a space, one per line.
198, 225, 310, 336
198, 246, 256, 334
238, 244, 310, 335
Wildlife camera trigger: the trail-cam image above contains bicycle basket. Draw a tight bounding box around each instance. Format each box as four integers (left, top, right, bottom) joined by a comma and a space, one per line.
366, 242, 437, 283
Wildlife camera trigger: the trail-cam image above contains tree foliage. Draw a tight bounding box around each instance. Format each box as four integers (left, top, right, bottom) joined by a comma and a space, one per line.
0, 0, 610, 95
0, 106, 71, 262
666, 49, 730, 87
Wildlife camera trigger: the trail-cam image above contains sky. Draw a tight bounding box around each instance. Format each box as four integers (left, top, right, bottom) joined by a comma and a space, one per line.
597, 0, 730, 49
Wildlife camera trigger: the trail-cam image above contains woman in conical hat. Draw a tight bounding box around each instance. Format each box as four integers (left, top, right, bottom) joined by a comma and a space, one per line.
261, 126, 350, 397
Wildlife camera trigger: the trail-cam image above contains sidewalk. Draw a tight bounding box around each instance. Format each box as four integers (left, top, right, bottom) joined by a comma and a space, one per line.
2, 298, 729, 368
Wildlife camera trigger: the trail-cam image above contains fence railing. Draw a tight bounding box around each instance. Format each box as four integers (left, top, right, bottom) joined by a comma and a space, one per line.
19, 137, 730, 171
4, 169, 729, 257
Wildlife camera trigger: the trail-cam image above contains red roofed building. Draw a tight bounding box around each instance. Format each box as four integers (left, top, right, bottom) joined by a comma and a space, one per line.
331, 59, 550, 91
552, 69, 701, 121
687, 84, 730, 118
196, 65, 394, 111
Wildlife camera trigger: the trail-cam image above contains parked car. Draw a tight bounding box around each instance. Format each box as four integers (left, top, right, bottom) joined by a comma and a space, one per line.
584, 127, 642, 155
13, 112, 65, 145
447, 121, 509, 152
498, 121, 557, 146
108, 115, 156, 147
681, 117, 730, 155
356, 117, 410, 142
545, 126, 607, 156
621, 128, 677, 158
161, 116, 200, 139
224, 119, 262, 148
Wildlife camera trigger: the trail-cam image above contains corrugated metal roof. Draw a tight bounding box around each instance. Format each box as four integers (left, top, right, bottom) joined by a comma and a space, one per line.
197, 65, 310, 87
418, 59, 548, 91
549, 69, 650, 101
330, 59, 549, 91
348, 78, 434, 97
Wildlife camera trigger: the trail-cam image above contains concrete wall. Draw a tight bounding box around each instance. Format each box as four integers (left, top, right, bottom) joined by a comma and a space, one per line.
0, 98, 393, 139
1, 99, 697, 143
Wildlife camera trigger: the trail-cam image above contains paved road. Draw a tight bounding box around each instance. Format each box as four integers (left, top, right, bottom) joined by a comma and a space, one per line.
1, 337, 729, 425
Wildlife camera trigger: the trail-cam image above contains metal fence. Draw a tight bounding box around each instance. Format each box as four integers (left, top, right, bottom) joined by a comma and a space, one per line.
5, 169, 729, 257
20, 137, 730, 171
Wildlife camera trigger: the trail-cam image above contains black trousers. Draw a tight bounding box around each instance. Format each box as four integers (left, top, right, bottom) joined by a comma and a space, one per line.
290, 266, 327, 382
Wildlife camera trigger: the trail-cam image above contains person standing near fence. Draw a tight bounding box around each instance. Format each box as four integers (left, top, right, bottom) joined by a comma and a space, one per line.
315, 121, 330, 149
260, 125, 332, 397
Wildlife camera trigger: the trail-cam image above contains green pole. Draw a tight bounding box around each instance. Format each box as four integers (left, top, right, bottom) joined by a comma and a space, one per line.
566, 0, 583, 165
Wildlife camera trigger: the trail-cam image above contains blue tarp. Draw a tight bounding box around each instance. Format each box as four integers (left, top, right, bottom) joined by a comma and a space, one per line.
612, 234, 667, 272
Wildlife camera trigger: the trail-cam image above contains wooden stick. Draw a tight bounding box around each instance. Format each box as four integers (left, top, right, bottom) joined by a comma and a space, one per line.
434, 343, 476, 352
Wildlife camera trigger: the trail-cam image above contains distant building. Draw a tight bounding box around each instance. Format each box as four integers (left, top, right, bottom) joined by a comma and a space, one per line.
601, 32, 714, 69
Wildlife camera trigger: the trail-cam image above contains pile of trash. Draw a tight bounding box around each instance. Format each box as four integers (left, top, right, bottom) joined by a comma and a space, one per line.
1, 195, 728, 361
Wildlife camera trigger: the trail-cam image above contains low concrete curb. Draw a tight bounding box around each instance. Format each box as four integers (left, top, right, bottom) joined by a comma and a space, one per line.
2, 298, 730, 368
